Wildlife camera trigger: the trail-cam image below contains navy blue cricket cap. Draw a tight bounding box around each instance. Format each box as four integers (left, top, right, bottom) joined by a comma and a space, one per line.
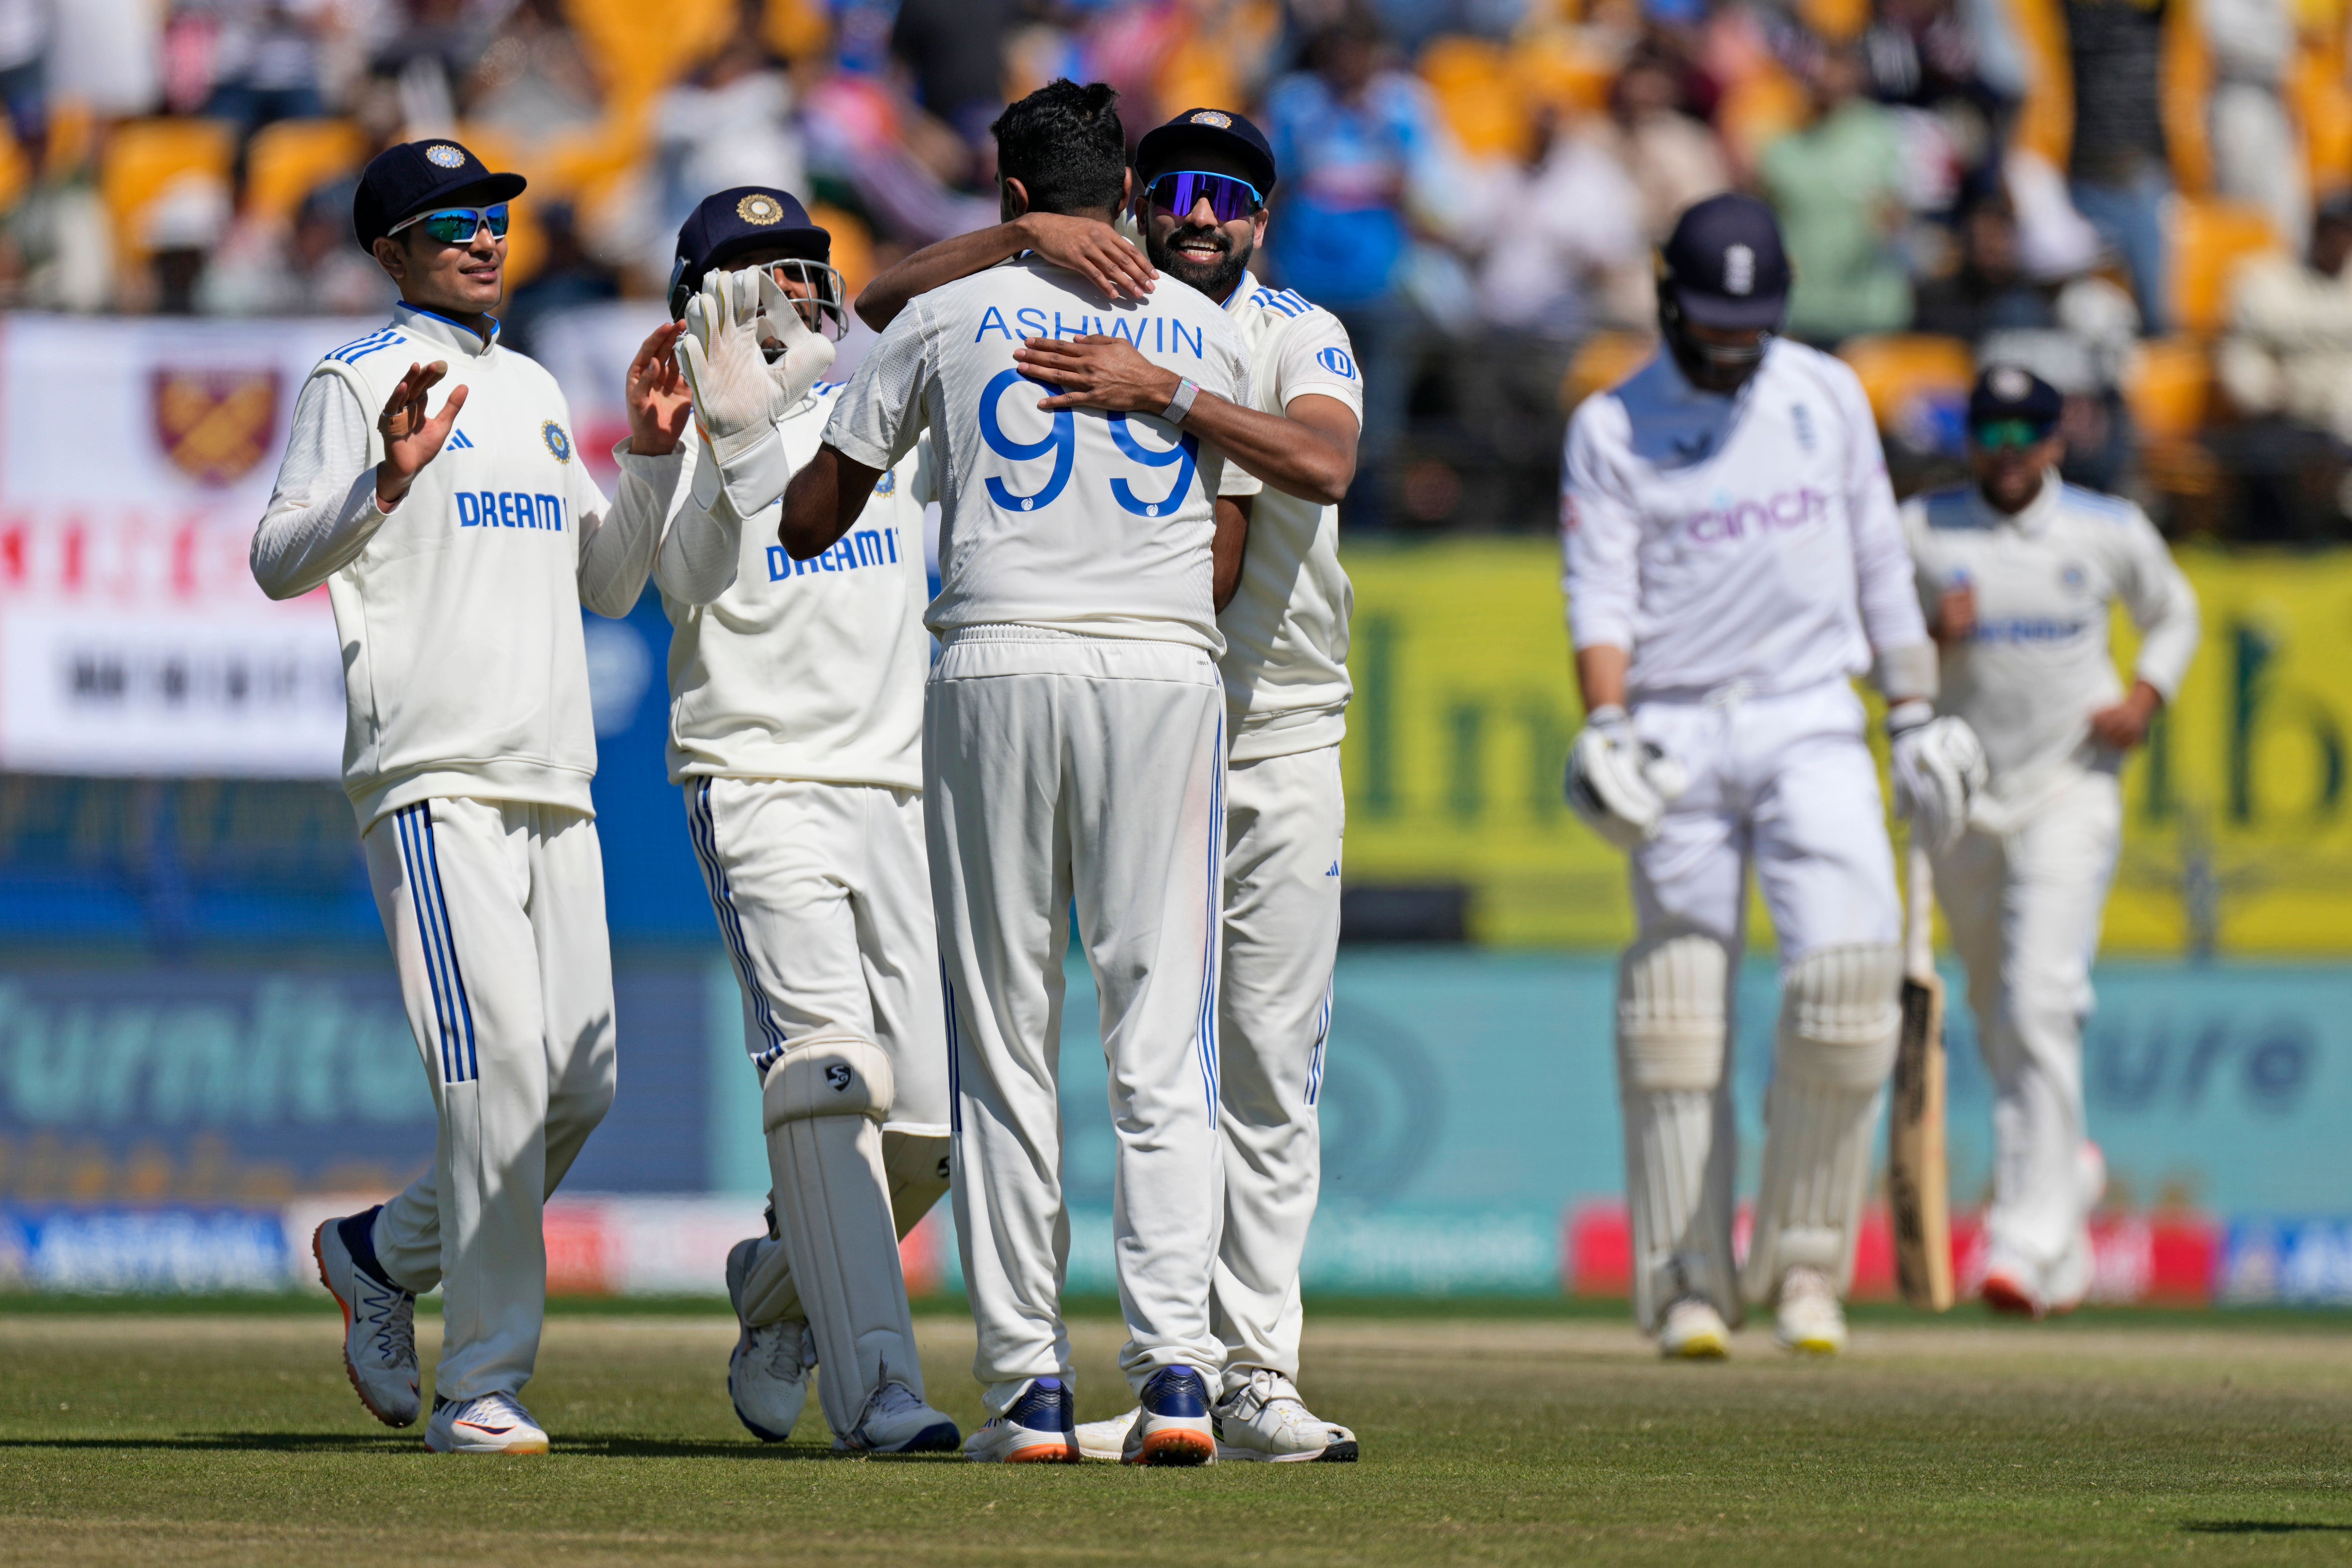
1968, 363, 2063, 433
669, 187, 831, 319
1137, 108, 1278, 196
1659, 193, 1790, 330
353, 138, 526, 249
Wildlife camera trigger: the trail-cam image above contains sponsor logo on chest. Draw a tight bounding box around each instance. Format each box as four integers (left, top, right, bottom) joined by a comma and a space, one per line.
765, 525, 903, 583
1678, 486, 1829, 546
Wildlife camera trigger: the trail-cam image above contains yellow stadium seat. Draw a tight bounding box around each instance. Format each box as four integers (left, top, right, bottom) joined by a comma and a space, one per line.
1836, 334, 1977, 429
2291, 39, 2352, 200
563, 0, 738, 106
764, 0, 831, 62
2123, 337, 2212, 446
242, 118, 367, 227
1419, 37, 1530, 160
1715, 67, 1807, 167
2170, 198, 2284, 338
99, 117, 236, 260
1509, 31, 1615, 118
808, 202, 876, 298
1559, 330, 1656, 412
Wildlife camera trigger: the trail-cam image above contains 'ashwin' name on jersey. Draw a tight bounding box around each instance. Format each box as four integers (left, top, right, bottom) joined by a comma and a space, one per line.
972, 306, 1211, 358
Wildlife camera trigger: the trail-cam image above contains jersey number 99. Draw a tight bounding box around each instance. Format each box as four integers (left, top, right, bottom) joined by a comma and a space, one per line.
979, 367, 1200, 519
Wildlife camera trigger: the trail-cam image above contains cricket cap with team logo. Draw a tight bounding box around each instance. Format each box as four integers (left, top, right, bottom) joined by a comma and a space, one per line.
1137, 107, 1278, 195
1658, 192, 1791, 330
667, 186, 832, 319
353, 138, 527, 249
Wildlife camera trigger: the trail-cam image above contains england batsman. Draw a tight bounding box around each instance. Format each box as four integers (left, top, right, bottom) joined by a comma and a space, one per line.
1562, 194, 1986, 1357
652, 185, 958, 1451
255, 139, 688, 1451
855, 106, 1362, 1462
780, 79, 1259, 1464
1904, 365, 2198, 1317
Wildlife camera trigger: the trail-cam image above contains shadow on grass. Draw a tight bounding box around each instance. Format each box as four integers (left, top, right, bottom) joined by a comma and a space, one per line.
0, 1432, 960, 1461
2183, 1522, 2352, 1535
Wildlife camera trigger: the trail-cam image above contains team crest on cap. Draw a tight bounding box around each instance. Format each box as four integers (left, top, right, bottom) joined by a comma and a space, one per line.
1990, 365, 2032, 401
1190, 110, 1233, 127
425, 144, 466, 169
542, 420, 572, 463
1723, 243, 1755, 296
737, 193, 785, 226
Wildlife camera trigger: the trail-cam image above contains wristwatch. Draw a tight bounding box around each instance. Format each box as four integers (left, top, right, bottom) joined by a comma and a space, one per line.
1161, 376, 1200, 425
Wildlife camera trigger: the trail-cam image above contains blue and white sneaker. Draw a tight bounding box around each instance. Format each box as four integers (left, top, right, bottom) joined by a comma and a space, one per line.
725, 1237, 813, 1442
1121, 1366, 1216, 1466
837, 1379, 960, 1453
312, 1208, 419, 1428
425, 1391, 549, 1454
963, 1376, 1080, 1463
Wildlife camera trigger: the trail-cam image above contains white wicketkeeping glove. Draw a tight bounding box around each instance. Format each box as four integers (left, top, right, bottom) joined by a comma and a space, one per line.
675, 267, 835, 517
1565, 706, 1689, 850
1888, 702, 1987, 852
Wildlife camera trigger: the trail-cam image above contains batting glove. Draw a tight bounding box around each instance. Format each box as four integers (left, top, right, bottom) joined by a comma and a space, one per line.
1565, 706, 1689, 850
676, 268, 834, 517
1888, 702, 1987, 852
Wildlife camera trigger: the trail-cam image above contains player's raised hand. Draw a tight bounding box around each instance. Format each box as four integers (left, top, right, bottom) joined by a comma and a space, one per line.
626, 320, 691, 456
1016, 213, 1156, 301
1018, 335, 1179, 415
375, 360, 467, 508
753, 267, 836, 408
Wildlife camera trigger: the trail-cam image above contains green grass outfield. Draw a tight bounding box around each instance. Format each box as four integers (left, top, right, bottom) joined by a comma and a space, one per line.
4, 1295, 2352, 1565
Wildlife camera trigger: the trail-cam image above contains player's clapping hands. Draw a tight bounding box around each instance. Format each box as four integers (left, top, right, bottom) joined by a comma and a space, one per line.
1017, 334, 1182, 416
373, 359, 467, 508
626, 321, 691, 456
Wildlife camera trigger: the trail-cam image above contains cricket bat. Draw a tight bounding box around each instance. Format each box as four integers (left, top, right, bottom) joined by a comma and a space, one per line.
1889, 831, 1955, 1311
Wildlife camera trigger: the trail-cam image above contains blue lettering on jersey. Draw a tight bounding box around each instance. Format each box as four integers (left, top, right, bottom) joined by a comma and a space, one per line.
766, 526, 901, 581
1105, 316, 1145, 346
1970, 617, 2092, 643
1015, 306, 1049, 339
1171, 319, 1203, 359
1315, 346, 1357, 380
974, 306, 1014, 342
456, 491, 563, 530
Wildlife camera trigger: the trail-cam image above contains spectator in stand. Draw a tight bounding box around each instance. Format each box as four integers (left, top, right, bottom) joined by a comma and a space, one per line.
2203, 0, 2303, 254
463, 0, 603, 145
1912, 193, 2055, 342
2212, 197, 2352, 539
204, 2, 329, 140
500, 201, 617, 353
1758, 43, 1910, 345
1263, 7, 1454, 525
645, 21, 807, 288
2060, 0, 2171, 336
1602, 51, 1728, 246
890, 0, 1020, 150
0, 0, 47, 146
1461, 104, 1646, 339
202, 178, 397, 316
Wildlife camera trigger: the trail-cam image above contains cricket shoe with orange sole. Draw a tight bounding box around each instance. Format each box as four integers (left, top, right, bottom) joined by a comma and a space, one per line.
1983, 1142, 2106, 1319
425, 1392, 550, 1454
964, 1377, 1080, 1463
1122, 1366, 1217, 1466
312, 1207, 419, 1427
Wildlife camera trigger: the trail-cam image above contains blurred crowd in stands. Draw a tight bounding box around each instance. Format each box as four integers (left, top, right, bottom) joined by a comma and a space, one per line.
10, 0, 2352, 534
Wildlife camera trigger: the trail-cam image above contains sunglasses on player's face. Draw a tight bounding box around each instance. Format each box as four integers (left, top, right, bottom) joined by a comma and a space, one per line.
1971, 417, 2055, 451
391, 204, 512, 245
1143, 171, 1264, 225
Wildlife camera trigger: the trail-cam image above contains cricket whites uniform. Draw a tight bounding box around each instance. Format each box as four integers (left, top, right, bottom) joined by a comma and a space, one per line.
1903, 476, 2197, 1300
1210, 281, 1361, 1387
253, 302, 678, 1402
824, 256, 1258, 1410
1562, 340, 1927, 1330
655, 382, 952, 1437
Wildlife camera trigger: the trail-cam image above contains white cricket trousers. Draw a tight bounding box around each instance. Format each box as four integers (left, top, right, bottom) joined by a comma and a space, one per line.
926, 626, 1227, 1412
1931, 768, 2120, 1274
1213, 744, 1343, 1385
360, 797, 616, 1402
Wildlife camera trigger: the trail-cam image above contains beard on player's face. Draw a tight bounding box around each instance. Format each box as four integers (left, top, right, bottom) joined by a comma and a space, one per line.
1147, 215, 1253, 299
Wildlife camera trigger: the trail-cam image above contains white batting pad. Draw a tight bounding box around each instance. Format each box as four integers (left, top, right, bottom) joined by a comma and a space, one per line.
1617, 932, 1739, 1331
762, 1027, 924, 1439
1743, 944, 1902, 1302
882, 1130, 952, 1239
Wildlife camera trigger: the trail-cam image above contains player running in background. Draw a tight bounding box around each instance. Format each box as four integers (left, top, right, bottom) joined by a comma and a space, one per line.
1561, 194, 1985, 1358
1903, 366, 2198, 1318
855, 107, 1362, 1464
254, 139, 686, 1452
780, 79, 1259, 1466
649, 185, 958, 1453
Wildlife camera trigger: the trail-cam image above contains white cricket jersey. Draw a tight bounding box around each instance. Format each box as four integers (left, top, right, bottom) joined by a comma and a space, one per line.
1904, 475, 2199, 806
1561, 340, 1926, 700
822, 254, 1258, 656
1217, 281, 1362, 762
655, 382, 934, 789
251, 303, 677, 828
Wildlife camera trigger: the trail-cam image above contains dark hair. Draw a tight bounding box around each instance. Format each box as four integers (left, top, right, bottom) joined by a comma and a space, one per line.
991, 79, 1127, 217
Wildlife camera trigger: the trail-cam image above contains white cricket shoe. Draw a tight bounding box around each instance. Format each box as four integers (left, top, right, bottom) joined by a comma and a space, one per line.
424, 1392, 549, 1454
964, 1376, 1080, 1463
1075, 1405, 1138, 1463
312, 1209, 419, 1427
1774, 1266, 1847, 1355
724, 1236, 813, 1442
1213, 1369, 1357, 1462
1122, 1366, 1217, 1466
837, 1380, 959, 1454
1658, 1296, 1731, 1360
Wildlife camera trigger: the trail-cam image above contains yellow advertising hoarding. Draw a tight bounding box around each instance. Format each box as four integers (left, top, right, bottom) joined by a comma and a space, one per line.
1336, 539, 2352, 956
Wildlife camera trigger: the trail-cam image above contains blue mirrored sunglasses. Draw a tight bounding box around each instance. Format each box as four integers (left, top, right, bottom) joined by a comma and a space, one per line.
1143, 171, 1264, 223
391, 204, 512, 244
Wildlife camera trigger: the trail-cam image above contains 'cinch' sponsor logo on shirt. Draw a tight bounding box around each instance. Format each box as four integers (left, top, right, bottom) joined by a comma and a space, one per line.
766, 526, 903, 582
458, 491, 564, 530
1678, 487, 1828, 545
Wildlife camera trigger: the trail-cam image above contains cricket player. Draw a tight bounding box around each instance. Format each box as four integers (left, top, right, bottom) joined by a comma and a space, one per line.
853, 107, 1362, 1463
778, 79, 1259, 1465
1562, 194, 1985, 1358
1904, 366, 2198, 1317
652, 186, 957, 1452
256, 140, 687, 1452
